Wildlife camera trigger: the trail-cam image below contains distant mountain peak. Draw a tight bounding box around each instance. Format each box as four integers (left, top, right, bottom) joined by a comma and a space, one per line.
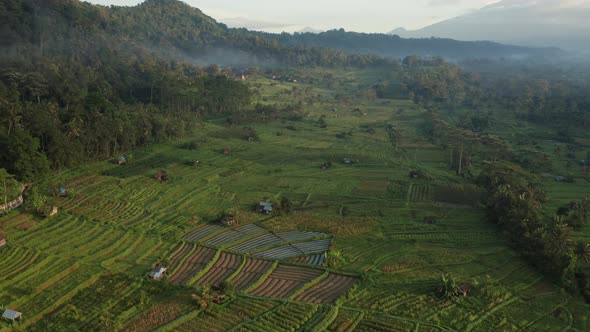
389, 27, 409, 36
297, 26, 323, 34
387, 0, 590, 51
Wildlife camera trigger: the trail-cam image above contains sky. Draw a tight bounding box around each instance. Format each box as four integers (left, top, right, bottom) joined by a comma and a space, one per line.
84, 0, 498, 33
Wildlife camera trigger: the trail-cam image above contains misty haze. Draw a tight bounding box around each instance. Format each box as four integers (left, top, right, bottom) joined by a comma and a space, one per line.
1, 1, 590, 331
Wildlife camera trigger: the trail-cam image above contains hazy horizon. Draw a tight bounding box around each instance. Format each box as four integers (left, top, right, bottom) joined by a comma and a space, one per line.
84, 0, 497, 33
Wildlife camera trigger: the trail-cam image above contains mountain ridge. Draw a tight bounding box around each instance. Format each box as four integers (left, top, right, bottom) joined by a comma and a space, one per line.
388, 0, 590, 52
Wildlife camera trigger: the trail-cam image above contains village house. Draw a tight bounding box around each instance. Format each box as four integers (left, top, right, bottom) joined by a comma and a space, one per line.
2, 309, 22, 322
221, 215, 237, 226
256, 202, 273, 215
0, 235, 6, 247
148, 263, 168, 280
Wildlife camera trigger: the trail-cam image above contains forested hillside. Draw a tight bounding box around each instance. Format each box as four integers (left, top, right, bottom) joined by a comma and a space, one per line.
259, 29, 563, 61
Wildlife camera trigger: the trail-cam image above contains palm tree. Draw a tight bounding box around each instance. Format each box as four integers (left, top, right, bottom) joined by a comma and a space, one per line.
576, 242, 590, 263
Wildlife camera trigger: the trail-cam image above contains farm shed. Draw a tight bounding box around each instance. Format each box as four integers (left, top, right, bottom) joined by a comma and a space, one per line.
154, 171, 169, 182
116, 156, 127, 165
49, 206, 58, 216
457, 283, 472, 296
148, 263, 168, 280
554, 176, 570, 182
343, 158, 352, 164
256, 202, 273, 214
2, 309, 22, 321
221, 215, 237, 226
0, 235, 6, 247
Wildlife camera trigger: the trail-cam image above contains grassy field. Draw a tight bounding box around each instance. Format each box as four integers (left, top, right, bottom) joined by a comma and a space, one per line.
1, 69, 589, 331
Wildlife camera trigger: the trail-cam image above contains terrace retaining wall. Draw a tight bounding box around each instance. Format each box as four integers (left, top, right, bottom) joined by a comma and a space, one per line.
0, 185, 30, 211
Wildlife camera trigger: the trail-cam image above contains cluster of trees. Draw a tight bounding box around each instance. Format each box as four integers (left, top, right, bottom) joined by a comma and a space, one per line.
0, 54, 252, 181
402, 57, 590, 130
0, 0, 257, 181
425, 112, 511, 175
479, 161, 589, 296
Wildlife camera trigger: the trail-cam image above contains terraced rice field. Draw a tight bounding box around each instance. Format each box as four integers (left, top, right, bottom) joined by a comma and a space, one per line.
173, 297, 280, 332
295, 273, 357, 303
168, 245, 217, 284
194, 252, 242, 287
249, 265, 324, 299
232, 302, 319, 332
254, 244, 305, 259
2, 69, 589, 331
229, 233, 285, 253
290, 254, 325, 266
231, 258, 276, 291
183, 224, 225, 242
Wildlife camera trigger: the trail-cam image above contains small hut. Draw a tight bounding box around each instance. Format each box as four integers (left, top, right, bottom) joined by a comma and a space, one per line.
343, 158, 353, 165
320, 162, 332, 170
49, 206, 59, 217
256, 202, 273, 215
154, 171, 169, 183
457, 283, 473, 297
2, 309, 22, 322
0, 235, 6, 247
148, 263, 168, 280
223, 147, 231, 155
116, 156, 127, 165
221, 215, 237, 226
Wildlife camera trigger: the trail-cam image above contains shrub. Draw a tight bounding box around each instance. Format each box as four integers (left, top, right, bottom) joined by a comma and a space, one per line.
433, 184, 483, 207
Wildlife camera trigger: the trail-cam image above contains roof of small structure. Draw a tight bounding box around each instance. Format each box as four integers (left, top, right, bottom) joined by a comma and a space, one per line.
2, 309, 22, 320
258, 202, 273, 211
459, 283, 472, 292
149, 265, 167, 278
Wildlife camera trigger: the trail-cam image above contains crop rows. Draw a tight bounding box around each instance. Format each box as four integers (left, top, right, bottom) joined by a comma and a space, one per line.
249, 265, 324, 298
231, 258, 275, 290
235, 224, 267, 236
234, 302, 318, 332
183, 224, 225, 242
290, 254, 325, 266
18, 265, 103, 322
275, 231, 326, 242
195, 252, 242, 287
204, 230, 247, 247
254, 245, 304, 260
295, 273, 357, 303
174, 297, 279, 332
293, 239, 331, 254
168, 245, 217, 284
27, 274, 141, 331
229, 233, 285, 253
407, 183, 432, 202
0, 249, 41, 282
299, 305, 338, 331
355, 314, 415, 332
